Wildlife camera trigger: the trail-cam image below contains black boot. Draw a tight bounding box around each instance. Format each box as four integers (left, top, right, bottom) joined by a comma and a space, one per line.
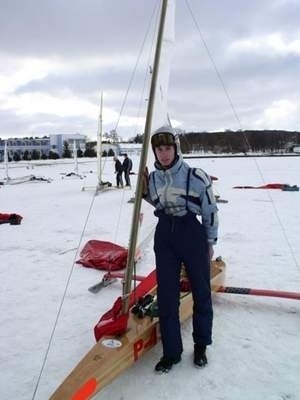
194, 344, 207, 368
154, 355, 181, 373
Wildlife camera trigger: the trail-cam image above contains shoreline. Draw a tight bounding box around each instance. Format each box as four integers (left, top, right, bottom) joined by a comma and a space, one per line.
183, 153, 300, 159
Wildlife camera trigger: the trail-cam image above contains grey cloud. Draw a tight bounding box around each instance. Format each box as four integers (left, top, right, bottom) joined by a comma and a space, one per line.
0, 0, 157, 57
15, 68, 134, 96
1, 0, 300, 138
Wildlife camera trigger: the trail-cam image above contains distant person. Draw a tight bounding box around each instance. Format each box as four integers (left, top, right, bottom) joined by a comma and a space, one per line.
113, 156, 123, 188
122, 154, 133, 187
142, 125, 218, 373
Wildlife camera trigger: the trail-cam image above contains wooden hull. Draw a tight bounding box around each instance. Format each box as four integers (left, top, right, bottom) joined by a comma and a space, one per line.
49, 259, 225, 400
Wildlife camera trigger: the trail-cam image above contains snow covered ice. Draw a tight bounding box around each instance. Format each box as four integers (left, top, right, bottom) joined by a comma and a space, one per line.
0, 155, 299, 400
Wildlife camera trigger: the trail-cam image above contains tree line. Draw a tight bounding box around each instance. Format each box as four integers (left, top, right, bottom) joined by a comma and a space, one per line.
129, 130, 300, 153
178, 130, 300, 154
54, 141, 116, 159
3, 130, 300, 161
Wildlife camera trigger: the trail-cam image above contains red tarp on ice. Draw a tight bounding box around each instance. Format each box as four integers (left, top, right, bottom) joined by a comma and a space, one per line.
76, 240, 128, 271
233, 183, 299, 191
0, 213, 22, 225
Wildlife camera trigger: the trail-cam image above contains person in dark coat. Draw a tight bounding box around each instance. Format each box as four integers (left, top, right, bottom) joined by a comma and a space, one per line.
143, 125, 219, 373
113, 156, 123, 188
122, 154, 133, 187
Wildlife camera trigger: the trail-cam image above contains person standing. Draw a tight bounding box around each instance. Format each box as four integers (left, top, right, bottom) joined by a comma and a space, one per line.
143, 125, 218, 373
122, 153, 133, 187
113, 156, 123, 188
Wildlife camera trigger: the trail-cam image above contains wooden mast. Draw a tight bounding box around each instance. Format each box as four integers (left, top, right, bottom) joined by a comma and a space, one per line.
122, 0, 169, 314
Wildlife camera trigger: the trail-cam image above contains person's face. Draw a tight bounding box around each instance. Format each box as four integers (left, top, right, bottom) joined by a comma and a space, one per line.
155, 145, 175, 167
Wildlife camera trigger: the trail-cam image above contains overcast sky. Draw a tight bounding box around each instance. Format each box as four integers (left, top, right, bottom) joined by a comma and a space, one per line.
0, 0, 299, 140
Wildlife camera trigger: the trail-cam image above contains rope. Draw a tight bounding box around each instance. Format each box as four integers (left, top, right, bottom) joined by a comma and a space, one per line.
113, 1, 159, 134
112, 1, 159, 245
185, 0, 299, 273
185, 0, 243, 133
130, 2, 160, 141
109, 3, 161, 308
31, 193, 97, 400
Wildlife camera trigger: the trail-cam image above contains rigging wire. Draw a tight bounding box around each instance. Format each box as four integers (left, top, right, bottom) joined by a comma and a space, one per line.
112, 1, 160, 303
100, 1, 159, 177
31, 193, 97, 400
130, 3, 161, 141
31, 7, 160, 395
31, 3, 298, 397
185, 0, 243, 132
113, 1, 160, 135
112, 1, 159, 244
111, 0, 158, 243
185, 0, 299, 272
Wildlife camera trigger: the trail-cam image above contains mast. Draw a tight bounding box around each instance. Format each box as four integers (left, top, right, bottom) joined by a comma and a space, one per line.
122, 0, 169, 313
97, 92, 103, 188
4, 140, 9, 180
73, 141, 78, 174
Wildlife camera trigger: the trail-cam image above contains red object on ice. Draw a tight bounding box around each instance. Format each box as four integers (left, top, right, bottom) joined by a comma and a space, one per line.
259, 183, 285, 189
0, 213, 22, 225
94, 269, 157, 341
76, 240, 128, 271
233, 183, 286, 189
210, 175, 218, 181
94, 296, 129, 341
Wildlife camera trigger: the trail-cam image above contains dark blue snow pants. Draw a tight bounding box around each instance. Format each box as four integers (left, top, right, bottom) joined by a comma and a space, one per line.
154, 211, 213, 359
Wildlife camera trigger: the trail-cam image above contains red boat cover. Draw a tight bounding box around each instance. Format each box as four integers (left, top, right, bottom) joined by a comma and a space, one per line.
0, 213, 22, 225
76, 240, 128, 270
94, 269, 157, 341
234, 183, 286, 189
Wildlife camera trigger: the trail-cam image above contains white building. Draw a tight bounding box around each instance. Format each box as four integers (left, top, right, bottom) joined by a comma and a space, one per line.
0, 137, 50, 161
117, 143, 142, 156
0, 135, 142, 161
50, 133, 86, 156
